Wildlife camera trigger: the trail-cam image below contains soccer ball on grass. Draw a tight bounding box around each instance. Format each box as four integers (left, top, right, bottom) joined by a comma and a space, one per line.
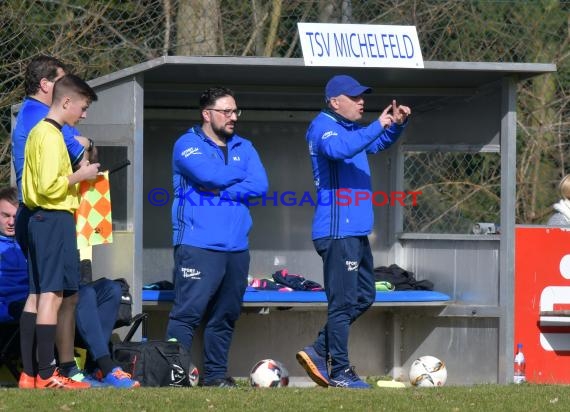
250, 359, 289, 387
409, 355, 447, 387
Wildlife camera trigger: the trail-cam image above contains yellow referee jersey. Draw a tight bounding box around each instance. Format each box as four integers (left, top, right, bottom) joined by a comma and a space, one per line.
22, 120, 79, 213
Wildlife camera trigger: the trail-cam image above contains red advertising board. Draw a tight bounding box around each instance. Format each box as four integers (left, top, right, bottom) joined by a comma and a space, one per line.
515, 226, 570, 383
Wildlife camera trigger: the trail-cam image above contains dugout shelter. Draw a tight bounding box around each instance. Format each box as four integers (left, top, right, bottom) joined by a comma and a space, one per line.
14, 56, 555, 384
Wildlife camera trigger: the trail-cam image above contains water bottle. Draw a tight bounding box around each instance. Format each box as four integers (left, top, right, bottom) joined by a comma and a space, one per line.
513, 343, 526, 384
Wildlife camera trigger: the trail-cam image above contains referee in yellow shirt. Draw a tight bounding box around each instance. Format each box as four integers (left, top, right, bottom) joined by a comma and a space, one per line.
22, 74, 100, 389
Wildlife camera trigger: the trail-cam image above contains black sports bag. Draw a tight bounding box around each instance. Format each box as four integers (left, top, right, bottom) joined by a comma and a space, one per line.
111, 340, 198, 387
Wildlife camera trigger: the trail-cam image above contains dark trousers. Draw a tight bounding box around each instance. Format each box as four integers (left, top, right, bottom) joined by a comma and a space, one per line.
166, 245, 249, 382
75, 278, 122, 362
312, 236, 375, 377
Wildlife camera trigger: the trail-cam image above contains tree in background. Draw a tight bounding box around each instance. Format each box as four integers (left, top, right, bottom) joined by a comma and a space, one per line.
176, 0, 220, 55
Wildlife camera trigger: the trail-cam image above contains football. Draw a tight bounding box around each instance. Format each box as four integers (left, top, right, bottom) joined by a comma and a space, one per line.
250, 359, 289, 387
409, 355, 447, 387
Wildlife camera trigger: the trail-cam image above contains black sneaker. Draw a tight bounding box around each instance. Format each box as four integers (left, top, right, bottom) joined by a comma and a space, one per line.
201, 376, 237, 388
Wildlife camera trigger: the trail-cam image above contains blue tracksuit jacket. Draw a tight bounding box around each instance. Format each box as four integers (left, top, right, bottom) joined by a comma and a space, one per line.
0, 233, 28, 322
306, 109, 406, 240
172, 125, 268, 251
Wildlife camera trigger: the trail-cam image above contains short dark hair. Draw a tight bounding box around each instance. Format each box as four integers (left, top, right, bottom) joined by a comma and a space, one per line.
199, 87, 235, 111
0, 186, 18, 207
53, 74, 98, 104
24, 55, 71, 96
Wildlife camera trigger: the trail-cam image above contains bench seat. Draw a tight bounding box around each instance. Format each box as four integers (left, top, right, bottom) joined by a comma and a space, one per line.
140, 287, 452, 380
142, 288, 451, 308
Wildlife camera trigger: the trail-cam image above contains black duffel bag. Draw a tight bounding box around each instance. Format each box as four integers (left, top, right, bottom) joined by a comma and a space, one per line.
111, 340, 198, 387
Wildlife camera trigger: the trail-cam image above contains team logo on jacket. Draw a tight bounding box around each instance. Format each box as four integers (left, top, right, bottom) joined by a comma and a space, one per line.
345, 260, 359, 271
233, 156, 241, 161
321, 131, 337, 140
181, 147, 202, 157
181, 267, 201, 279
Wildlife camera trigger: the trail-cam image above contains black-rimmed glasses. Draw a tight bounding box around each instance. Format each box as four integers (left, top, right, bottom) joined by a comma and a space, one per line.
208, 108, 242, 118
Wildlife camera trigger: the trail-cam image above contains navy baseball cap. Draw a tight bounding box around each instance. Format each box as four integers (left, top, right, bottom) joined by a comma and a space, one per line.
325, 75, 372, 100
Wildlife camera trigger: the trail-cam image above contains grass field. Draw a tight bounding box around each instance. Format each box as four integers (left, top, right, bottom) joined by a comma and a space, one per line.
1, 382, 570, 412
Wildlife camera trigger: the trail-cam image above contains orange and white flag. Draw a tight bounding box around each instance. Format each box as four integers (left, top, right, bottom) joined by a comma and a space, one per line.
75, 171, 113, 248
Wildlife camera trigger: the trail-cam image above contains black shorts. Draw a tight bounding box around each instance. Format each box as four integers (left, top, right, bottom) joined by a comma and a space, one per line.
28, 209, 80, 294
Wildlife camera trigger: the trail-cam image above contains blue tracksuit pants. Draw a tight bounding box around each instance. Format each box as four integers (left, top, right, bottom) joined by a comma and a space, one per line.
312, 236, 376, 377
166, 245, 249, 382
75, 278, 122, 361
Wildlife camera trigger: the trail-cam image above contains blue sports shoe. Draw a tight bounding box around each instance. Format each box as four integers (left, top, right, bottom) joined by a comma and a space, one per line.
101, 367, 140, 388
66, 366, 108, 388
329, 367, 371, 389
296, 346, 329, 387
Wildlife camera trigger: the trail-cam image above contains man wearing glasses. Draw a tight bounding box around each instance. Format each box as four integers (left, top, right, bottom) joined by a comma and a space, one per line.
166, 87, 268, 387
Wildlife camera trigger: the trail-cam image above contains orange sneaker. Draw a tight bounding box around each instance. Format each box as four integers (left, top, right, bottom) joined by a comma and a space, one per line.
36, 368, 91, 389
18, 372, 36, 389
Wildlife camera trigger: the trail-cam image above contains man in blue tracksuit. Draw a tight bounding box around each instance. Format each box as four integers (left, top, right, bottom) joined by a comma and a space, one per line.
297, 75, 411, 389
166, 87, 268, 387
0, 187, 28, 324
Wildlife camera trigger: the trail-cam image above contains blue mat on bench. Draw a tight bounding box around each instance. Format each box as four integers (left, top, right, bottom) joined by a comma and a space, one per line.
142, 289, 451, 303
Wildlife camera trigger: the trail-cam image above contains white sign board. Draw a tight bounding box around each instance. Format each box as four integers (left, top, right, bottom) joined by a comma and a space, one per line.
298, 23, 424, 69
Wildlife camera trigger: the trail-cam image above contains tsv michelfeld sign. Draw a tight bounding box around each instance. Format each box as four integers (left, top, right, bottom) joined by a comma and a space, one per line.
298, 23, 423, 68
